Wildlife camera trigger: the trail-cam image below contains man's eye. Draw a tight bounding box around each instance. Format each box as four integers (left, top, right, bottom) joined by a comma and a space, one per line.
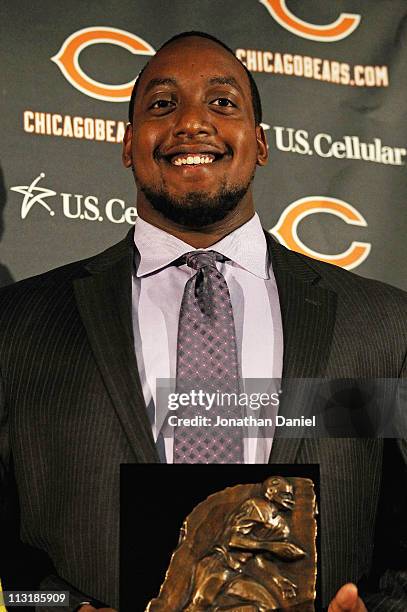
211, 98, 235, 107
150, 99, 175, 109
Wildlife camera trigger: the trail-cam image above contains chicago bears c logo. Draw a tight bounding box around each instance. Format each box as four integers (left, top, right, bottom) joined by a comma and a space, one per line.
259, 0, 360, 42
271, 197, 371, 270
51, 27, 155, 101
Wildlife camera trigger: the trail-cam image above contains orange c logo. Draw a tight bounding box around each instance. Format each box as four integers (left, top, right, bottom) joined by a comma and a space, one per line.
260, 0, 360, 42
270, 197, 371, 270
51, 27, 155, 102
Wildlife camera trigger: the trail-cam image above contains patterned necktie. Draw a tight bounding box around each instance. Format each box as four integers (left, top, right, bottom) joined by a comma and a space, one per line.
173, 250, 243, 463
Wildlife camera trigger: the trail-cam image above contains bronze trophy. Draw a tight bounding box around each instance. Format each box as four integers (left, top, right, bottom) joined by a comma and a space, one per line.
147, 476, 317, 611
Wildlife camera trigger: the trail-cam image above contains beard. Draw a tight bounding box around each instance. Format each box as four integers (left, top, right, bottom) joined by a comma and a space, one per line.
135, 172, 254, 229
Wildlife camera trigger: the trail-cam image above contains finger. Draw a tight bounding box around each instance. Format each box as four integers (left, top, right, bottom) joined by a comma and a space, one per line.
328, 583, 366, 611
78, 607, 117, 612
336, 583, 359, 610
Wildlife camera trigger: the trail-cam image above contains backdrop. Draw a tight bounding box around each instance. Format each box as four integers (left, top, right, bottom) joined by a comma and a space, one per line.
2, 1, 406, 290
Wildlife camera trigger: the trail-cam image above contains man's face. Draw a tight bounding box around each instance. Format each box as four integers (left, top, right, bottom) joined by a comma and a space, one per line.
123, 37, 268, 228
265, 478, 295, 510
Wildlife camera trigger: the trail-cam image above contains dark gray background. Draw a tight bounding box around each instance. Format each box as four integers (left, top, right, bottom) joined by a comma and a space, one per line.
2, 1, 406, 289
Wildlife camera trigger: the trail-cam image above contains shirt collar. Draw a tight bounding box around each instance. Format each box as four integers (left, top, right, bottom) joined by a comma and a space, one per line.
133, 213, 270, 279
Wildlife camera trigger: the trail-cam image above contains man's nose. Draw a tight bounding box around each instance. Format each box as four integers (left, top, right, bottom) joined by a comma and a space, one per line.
172, 103, 216, 138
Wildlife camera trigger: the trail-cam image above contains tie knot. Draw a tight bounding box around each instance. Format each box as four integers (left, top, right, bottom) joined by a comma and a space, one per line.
185, 250, 222, 270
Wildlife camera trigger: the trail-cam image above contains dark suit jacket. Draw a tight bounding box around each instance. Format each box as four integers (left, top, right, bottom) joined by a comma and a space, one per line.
0, 229, 406, 611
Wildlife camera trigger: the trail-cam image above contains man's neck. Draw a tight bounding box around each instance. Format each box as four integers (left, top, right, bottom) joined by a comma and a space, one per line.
136, 200, 256, 248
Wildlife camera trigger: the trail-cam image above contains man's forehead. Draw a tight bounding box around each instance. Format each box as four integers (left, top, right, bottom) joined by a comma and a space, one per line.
267, 478, 291, 488
139, 37, 250, 94
143, 75, 244, 96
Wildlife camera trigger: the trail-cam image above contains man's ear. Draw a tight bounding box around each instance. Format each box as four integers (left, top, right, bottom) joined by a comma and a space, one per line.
122, 123, 133, 168
255, 125, 269, 166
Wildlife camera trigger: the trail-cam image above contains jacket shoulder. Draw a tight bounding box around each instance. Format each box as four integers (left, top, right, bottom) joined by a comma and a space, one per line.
302, 251, 407, 305
0, 231, 134, 319
0, 231, 133, 297
267, 234, 407, 304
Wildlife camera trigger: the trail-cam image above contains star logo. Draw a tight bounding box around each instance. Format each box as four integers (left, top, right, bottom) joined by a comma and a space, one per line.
10, 172, 57, 219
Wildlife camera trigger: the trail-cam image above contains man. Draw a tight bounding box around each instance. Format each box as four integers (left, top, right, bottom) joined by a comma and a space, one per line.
0, 31, 406, 612
181, 477, 304, 611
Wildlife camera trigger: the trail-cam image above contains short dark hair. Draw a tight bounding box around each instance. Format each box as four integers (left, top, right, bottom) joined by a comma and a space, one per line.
128, 31, 262, 126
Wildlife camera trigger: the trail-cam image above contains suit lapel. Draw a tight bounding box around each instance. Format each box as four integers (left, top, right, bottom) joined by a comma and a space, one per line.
265, 234, 338, 463
71, 230, 337, 465
73, 233, 159, 463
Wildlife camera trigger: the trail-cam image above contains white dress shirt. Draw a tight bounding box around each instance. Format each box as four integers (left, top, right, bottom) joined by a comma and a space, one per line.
131, 213, 283, 463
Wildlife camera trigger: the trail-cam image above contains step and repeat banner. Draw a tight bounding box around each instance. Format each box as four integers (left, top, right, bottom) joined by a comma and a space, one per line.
2, 1, 406, 290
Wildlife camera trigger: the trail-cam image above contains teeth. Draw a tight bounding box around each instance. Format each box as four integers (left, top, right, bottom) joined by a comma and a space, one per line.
172, 154, 215, 166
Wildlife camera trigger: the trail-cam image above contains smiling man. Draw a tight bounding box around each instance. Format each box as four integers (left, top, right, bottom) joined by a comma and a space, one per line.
122, 32, 268, 242
0, 31, 406, 612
